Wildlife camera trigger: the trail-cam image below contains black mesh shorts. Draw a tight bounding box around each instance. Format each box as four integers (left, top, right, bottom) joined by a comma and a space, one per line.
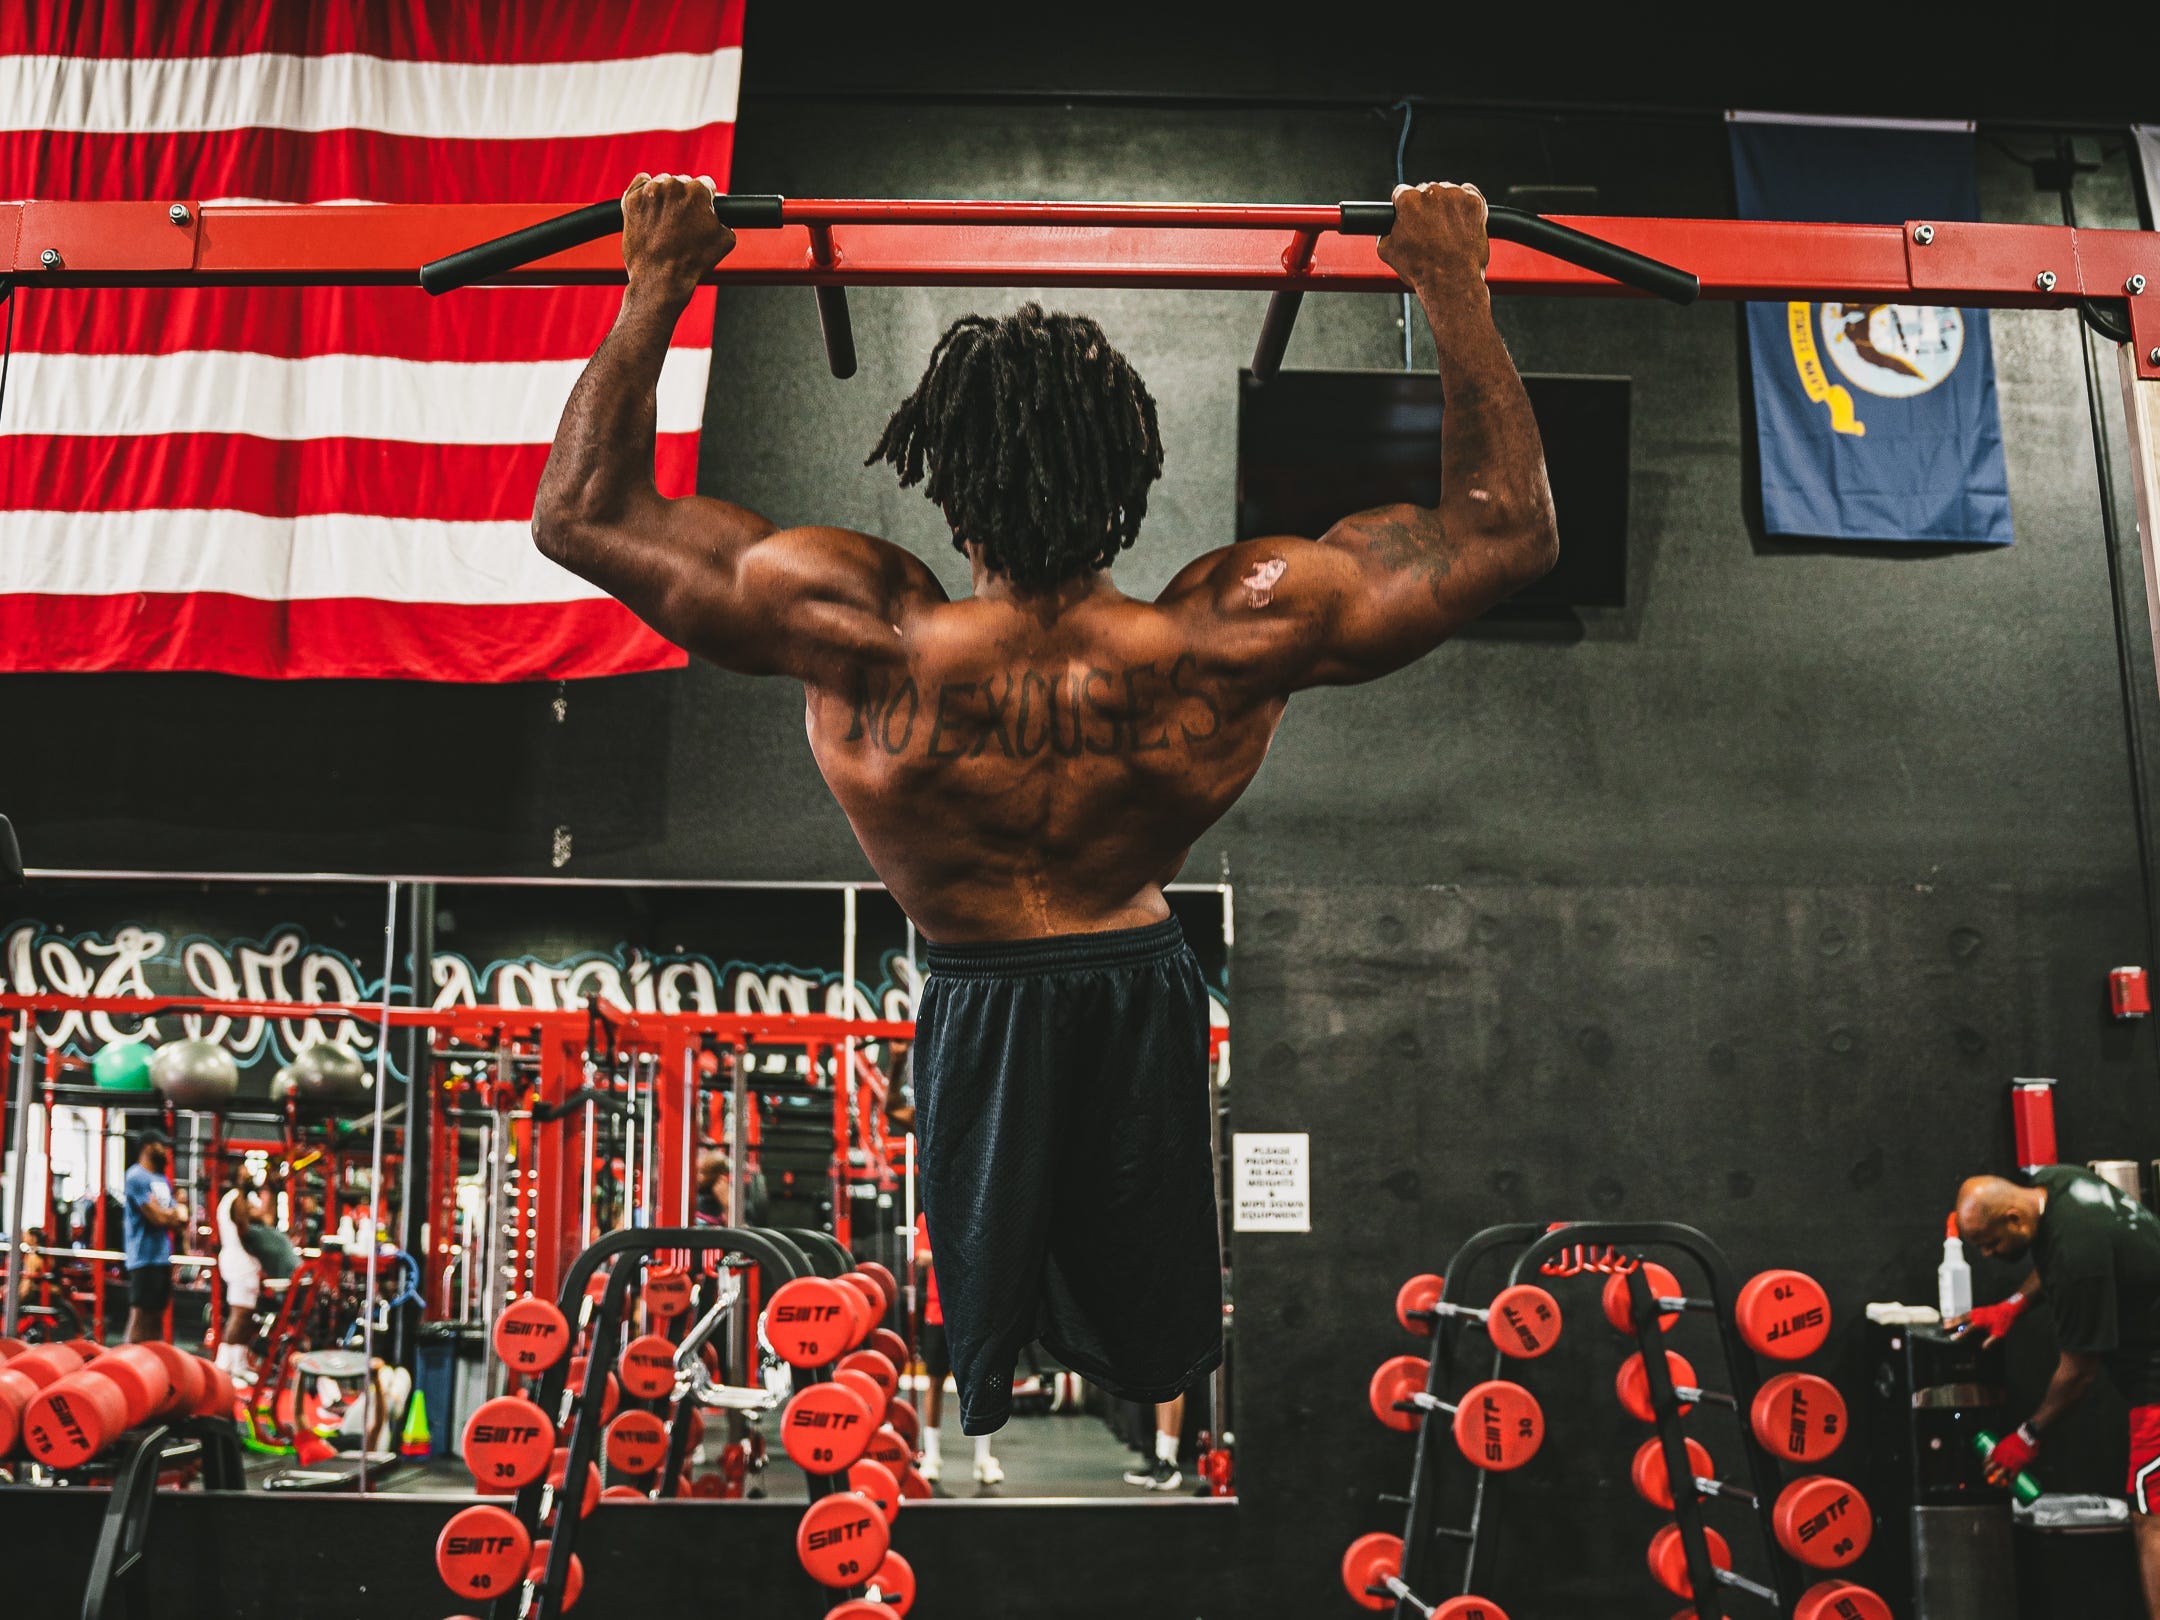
126, 1263, 173, 1313
914, 915, 1223, 1435
919, 1320, 951, 1380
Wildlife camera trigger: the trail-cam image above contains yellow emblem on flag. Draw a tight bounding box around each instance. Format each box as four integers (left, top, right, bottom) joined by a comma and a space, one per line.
1787, 302, 1865, 436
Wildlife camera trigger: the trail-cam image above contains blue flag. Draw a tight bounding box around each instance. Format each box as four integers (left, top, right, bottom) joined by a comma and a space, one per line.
1729, 116, 2013, 545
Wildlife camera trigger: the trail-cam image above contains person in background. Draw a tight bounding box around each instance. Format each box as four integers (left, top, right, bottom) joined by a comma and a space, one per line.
122, 1128, 187, 1343
1951, 1168, 2160, 1617
13, 1225, 48, 1306
214, 1168, 265, 1375
1122, 1395, 1185, 1492
693, 1140, 769, 1229
241, 1175, 299, 1282
324, 1355, 414, 1455
693, 1144, 732, 1227
914, 1216, 1000, 1489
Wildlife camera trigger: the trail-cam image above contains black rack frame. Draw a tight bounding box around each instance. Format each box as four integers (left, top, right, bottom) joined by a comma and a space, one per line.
1385, 1220, 1802, 1620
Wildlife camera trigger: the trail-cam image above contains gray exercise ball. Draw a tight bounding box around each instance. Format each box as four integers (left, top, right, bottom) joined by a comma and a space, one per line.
148, 1038, 240, 1108
289, 1040, 368, 1101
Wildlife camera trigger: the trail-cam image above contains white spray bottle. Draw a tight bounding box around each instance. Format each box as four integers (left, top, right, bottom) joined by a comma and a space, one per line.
1938, 1211, 1972, 1322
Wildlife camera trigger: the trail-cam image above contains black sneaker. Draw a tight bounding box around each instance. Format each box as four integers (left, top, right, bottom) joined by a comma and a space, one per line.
1121, 1455, 1182, 1492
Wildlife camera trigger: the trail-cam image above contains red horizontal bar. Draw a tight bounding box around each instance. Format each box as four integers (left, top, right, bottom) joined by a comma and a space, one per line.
778, 198, 1352, 229
7, 201, 2156, 310
0, 991, 915, 1044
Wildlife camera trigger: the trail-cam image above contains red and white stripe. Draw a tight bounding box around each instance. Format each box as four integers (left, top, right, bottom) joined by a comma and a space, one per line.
0, 0, 744, 681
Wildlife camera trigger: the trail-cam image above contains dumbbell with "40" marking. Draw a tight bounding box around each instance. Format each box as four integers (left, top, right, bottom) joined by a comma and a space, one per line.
1395, 1276, 1562, 1359
1601, 1264, 1830, 1361
1368, 1357, 1544, 1471
1341, 1532, 1509, 1618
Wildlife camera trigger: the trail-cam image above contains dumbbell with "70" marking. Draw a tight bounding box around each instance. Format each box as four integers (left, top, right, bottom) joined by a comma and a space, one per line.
1368, 1357, 1544, 1471
1396, 1277, 1562, 1359
1601, 1264, 1830, 1361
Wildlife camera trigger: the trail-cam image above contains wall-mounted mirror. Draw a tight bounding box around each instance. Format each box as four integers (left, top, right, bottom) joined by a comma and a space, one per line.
1, 872, 1232, 1504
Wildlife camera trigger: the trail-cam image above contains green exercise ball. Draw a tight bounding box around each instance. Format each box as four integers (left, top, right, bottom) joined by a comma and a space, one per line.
92, 1041, 155, 1090
148, 1038, 240, 1108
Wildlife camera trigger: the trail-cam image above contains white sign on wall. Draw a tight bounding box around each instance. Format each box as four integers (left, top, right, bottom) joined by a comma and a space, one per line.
1232, 1132, 1310, 1232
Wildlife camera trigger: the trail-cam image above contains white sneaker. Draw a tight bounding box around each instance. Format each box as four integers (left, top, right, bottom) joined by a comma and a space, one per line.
1122, 1455, 1182, 1491
974, 1453, 1004, 1486
919, 1451, 941, 1484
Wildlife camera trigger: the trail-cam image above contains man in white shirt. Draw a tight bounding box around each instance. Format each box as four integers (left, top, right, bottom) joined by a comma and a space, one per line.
214, 1172, 265, 1376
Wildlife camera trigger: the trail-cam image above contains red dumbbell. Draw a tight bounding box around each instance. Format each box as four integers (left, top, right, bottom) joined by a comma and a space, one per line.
1773, 1475, 1873, 1571
1341, 1532, 1510, 1617
1750, 1372, 1846, 1462
781, 1382, 876, 1474
1367, 1357, 1543, 1471
22, 1368, 129, 1467
1616, 1351, 1745, 1425
796, 1491, 890, 1589
1396, 1275, 1563, 1359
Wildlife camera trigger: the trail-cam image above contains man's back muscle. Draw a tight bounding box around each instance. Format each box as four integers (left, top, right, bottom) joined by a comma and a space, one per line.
805, 584, 1284, 943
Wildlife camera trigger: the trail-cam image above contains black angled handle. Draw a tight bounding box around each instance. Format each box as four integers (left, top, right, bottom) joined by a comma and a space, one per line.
1337, 200, 1700, 305
419, 194, 786, 295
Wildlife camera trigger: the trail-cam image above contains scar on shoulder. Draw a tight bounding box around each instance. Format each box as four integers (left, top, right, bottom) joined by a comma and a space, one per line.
1240, 555, 1288, 608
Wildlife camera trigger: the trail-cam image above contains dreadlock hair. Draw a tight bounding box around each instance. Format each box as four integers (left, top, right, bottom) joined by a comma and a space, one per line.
866, 304, 1164, 591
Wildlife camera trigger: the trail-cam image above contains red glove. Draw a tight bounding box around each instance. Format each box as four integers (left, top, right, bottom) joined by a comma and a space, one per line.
1964, 1293, 2032, 1344
1985, 1423, 2040, 1483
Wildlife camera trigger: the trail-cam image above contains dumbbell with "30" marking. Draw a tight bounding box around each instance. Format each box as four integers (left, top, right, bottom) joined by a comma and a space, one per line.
1368, 1357, 1544, 1471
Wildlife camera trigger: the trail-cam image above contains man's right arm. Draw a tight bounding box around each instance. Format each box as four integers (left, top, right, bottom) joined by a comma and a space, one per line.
1159, 182, 1557, 689
1951, 1270, 2041, 1344
532, 174, 945, 685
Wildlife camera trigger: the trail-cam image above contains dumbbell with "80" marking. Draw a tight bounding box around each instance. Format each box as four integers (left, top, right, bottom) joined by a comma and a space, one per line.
1368, 1357, 1544, 1471
1615, 1353, 1847, 1463
1396, 1276, 1562, 1359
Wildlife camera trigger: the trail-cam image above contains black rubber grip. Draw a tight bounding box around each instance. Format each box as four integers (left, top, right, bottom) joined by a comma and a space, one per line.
815, 285, 858, 380
1249, 290, 1304, 383
419, 193, 786, 295
1337, 202, 1398, 237
1336, 199, 1700, 306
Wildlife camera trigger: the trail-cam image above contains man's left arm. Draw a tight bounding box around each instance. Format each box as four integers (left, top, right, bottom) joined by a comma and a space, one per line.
532, 174, 940, 681
146, 1185, 188, 1231
1985, 1349, 2100, 1482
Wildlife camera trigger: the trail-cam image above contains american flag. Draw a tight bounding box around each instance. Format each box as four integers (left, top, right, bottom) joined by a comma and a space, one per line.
0, 2, 742, 681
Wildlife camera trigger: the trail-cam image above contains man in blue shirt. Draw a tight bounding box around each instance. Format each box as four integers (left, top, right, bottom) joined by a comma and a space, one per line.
122, 1128, 189, 1343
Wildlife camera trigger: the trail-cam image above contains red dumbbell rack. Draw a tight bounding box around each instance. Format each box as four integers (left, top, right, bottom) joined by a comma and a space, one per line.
1386, 1223, 1808, 1620
482, 1226, 842, 1620
1617, 1254, 1792, 1620
1356, 1226, 1563, 1615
